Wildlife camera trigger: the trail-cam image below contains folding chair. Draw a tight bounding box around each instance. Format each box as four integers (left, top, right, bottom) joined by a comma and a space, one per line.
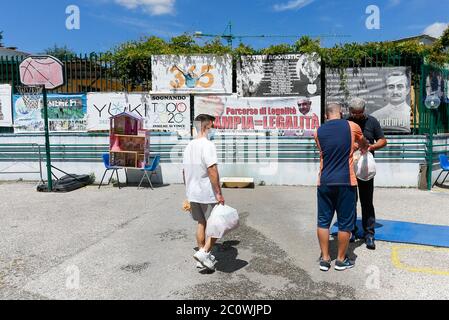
98, 153, 124, 189
138, 155, 161, 190
433, 154, 449, 187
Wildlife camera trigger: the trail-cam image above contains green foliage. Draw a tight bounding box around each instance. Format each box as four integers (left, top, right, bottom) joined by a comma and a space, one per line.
427, 26, 449, 66
99, 28, 449, 83
261, 43, 294, 55
102, 37, 162, 89
44, 45, 77, 60
441, 27, 449, 48
200, 38, 232, 55
233, 43, 257, 57
293, 36, 322, 54
168, 34, 200, 54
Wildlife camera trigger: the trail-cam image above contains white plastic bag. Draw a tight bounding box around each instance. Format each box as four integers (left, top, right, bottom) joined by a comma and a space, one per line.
354, 151, 376, 181
206, 205, 239, 239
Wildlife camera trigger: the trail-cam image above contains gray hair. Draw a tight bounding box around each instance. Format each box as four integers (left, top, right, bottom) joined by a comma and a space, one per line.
349, 97, 366, 112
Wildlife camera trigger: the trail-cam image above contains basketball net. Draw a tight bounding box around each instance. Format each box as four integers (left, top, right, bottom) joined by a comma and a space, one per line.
16, 85, 43, 110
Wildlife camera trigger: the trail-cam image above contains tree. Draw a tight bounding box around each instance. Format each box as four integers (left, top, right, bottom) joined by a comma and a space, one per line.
100, 31, 449, 86
0, 31, 3, 47
261, 43, 294, 55
427, 25, 449, 65
43, 45, 77, 60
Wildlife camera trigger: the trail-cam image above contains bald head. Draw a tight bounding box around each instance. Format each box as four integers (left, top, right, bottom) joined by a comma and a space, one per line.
326, 102, 342, 119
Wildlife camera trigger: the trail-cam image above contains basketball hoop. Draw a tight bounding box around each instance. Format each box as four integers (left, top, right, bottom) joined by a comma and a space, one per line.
19, 56, 64, 90
18, 55, 65, 192
16, 85, 43, 110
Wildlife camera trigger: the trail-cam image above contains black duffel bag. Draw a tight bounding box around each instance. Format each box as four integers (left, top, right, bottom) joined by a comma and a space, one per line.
37, 174, 93, 193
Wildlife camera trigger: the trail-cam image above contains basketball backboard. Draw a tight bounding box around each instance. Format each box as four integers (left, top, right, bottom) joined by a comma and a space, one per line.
19, 55, 64, 90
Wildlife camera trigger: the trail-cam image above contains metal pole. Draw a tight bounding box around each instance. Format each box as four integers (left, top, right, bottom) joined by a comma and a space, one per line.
229, 21, 233, 49
427, 110, 434, 190
42, 86, 53, 191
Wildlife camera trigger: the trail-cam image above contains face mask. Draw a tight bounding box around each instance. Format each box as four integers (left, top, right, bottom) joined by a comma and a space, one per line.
207, 128, 216, 140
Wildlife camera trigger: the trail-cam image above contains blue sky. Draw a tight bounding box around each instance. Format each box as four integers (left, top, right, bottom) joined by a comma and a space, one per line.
2, 0, 448, 54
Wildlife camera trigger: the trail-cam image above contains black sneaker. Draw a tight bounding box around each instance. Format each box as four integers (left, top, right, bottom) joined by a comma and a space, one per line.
335, 257, 355, 271
319, 256, 331, 272
365, 237, 376, 250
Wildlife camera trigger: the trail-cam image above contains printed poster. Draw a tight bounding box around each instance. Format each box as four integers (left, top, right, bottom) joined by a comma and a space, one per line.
152, 54, 232, 94
238, 53, 321, 98
87, 93, 191, 134
13, 94, 87, 132
195, 95, 321, 136
0, 84, 13, 127
326, 67, 412, 133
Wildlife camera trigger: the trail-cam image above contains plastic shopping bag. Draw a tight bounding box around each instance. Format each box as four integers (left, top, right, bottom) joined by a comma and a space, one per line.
354, 151, 376, 181
206, 205, 240, 239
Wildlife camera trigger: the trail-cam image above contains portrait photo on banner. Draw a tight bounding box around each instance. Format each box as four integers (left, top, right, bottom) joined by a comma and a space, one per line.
326, 66, 412, 133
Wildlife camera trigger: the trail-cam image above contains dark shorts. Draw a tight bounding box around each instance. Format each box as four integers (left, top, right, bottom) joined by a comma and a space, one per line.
190, 202, 216, 224
317, 185, 357, 232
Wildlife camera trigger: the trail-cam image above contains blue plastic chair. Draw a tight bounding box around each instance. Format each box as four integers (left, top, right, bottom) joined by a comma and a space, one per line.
98, 153, 124, 189
138, 155, 161, 190
433, 154, 449, 187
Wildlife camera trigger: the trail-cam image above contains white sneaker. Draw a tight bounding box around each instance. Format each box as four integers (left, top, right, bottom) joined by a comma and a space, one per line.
197, 248, 215, 261
196, 249, 216, 263
196, 261, 204, 269
193, 250, 216, 270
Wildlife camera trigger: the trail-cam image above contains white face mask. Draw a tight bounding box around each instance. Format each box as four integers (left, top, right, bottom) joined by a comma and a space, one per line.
207, 128, 216, 140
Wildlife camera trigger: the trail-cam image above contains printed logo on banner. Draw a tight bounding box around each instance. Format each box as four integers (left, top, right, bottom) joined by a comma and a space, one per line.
152, 55, 232, 93
170, 64, 214, 89
86, 93, 190, 133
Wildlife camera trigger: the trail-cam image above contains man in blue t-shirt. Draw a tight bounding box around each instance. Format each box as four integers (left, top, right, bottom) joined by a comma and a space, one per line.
315, 102, 368, 271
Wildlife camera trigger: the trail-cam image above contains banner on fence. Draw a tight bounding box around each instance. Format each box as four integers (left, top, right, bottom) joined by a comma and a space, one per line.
326, 66, 412, 133
87, 93, 191, 133
0, 84, 13, 127
237, 53, 321, 98
13, 94, 87, 132
151, 55, 232, 94
424, 68, 449, 104
194, 95, 321, 136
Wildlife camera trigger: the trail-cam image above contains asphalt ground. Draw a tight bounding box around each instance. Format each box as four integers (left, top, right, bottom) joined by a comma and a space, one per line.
0, 182, 449, 300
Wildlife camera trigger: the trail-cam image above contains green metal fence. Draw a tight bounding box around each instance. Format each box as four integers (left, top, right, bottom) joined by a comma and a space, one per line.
0, 54, 151, 94
0, 135, 428, 164
2, 51, 441, 133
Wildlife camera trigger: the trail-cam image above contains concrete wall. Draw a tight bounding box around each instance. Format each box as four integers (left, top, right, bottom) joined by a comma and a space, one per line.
0, 133, 442, 188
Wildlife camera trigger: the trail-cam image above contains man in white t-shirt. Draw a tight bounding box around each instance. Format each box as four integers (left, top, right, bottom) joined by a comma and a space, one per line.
183, 114, 225, 271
